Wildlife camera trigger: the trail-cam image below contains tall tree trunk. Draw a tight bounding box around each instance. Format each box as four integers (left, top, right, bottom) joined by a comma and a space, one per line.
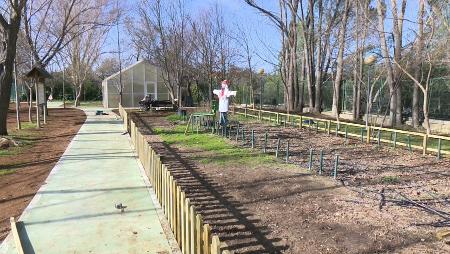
313, 0, 323, 114
0, 7, 23, 135
352, 67, 358, 120
412, 84, 419, 126
331, 0, 350, 118
412, 0, 424, 128
74, 83, 83, 107
391, 0, 406, 125
377, 0, 396, 127
298, 51, 305, 112
423, 86, 430, 135
352, 1, 360, 121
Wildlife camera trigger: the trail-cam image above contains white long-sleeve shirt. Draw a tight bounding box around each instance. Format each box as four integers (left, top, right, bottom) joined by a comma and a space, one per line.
213, 87, 236, 112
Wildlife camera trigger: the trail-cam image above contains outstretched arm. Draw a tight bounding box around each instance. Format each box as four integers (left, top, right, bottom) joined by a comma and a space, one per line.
226, 91, 237, 97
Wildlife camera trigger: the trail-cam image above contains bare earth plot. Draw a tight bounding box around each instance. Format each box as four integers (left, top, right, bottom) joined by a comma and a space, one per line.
131, 111, 449, 254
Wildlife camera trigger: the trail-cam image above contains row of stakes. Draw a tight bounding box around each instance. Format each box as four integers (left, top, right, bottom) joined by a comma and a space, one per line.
192, 114, 443, 165
193, 114, 442, 160
269, 114, 444, 160
209, 122, 341, 179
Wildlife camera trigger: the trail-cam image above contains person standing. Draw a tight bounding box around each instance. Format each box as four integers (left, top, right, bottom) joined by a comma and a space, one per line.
213, 80, 236, 127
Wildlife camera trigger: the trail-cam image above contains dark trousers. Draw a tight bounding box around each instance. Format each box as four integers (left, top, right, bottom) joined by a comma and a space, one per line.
219, 112, 228, 127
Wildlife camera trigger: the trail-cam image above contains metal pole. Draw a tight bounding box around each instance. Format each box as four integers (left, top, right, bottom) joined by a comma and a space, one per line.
360, 128, 364, 142
308, 149, 313, 171
319, 150, 324, 175
437, 138, 441, 160
333, 154, 339, 179
408, 135, 412, 151
263, 131, 268, 153
275, 138, 280, 158
393, 132, 397, 148
285, 140, 289, 162
377, 130, 381, 147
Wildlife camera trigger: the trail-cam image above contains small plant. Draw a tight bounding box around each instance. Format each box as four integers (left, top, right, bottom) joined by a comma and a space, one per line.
380, 175, 401, 184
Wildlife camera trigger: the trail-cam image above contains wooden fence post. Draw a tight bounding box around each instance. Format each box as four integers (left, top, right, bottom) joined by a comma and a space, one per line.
185, 199, 191, 253
423, 134, 428, 155
366, 126, 371, 143
170, 176, 175, 231
327, 120, 331, 135
176, 186, 182, 244
195, 214, 203, 254
181, 192, 186, 253
190, 206, 196, 254
203, 224, 211, 254
211, 235, 221, 254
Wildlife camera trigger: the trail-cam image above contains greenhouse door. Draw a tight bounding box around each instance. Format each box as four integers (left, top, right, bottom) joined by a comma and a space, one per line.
145, 81, 157, 100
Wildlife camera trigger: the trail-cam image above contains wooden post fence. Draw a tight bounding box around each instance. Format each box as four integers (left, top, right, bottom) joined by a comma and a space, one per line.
126, 117, 230, 254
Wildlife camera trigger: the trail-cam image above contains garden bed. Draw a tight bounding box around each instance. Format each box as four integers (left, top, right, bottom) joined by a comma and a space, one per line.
130, 110, 449, 254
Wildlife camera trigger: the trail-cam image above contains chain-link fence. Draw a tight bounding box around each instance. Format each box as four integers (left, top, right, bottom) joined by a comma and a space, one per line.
320, 77, 450, 120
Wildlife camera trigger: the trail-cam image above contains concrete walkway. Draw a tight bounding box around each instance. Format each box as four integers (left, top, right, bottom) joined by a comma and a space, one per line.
1, 109, 174, 254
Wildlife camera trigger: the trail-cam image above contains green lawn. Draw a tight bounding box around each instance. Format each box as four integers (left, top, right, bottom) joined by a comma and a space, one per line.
52, 100, 103, 108
0, 122, 39, 157
155, 117, 277, 167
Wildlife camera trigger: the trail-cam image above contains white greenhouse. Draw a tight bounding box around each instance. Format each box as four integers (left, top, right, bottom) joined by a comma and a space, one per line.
102, 60, 171, 108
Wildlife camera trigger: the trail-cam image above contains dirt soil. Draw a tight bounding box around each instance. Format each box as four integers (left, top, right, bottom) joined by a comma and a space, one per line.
0, 103, 86, 241
131, 111, 449, 254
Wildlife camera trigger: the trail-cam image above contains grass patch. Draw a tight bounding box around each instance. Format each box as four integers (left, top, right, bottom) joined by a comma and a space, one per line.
79, 101, 103, 107
153, 125, 275, 167
0, 124, 40, 157
0, 169, 17, 176
380, 175, 401, 184
166, 114, 186, 123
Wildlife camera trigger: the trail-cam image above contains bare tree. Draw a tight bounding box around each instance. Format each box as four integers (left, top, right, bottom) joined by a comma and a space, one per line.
130, 0, 192, 107
245, 0, 299, 113
376, 0, 407, 127
23, 0, 114, 67
411, 0, 425, 128
191, 8, 220, 104
395, 0, 437, 134
351, 0, 370, 121
66, 28, 108, 107
331, 0, 350, 118
233, 24, 257, 108
0, 0, 27, 135
63, 0, 113, 107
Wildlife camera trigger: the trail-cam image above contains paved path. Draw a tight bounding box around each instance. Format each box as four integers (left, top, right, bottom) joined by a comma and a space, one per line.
1, 108, 174, 254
